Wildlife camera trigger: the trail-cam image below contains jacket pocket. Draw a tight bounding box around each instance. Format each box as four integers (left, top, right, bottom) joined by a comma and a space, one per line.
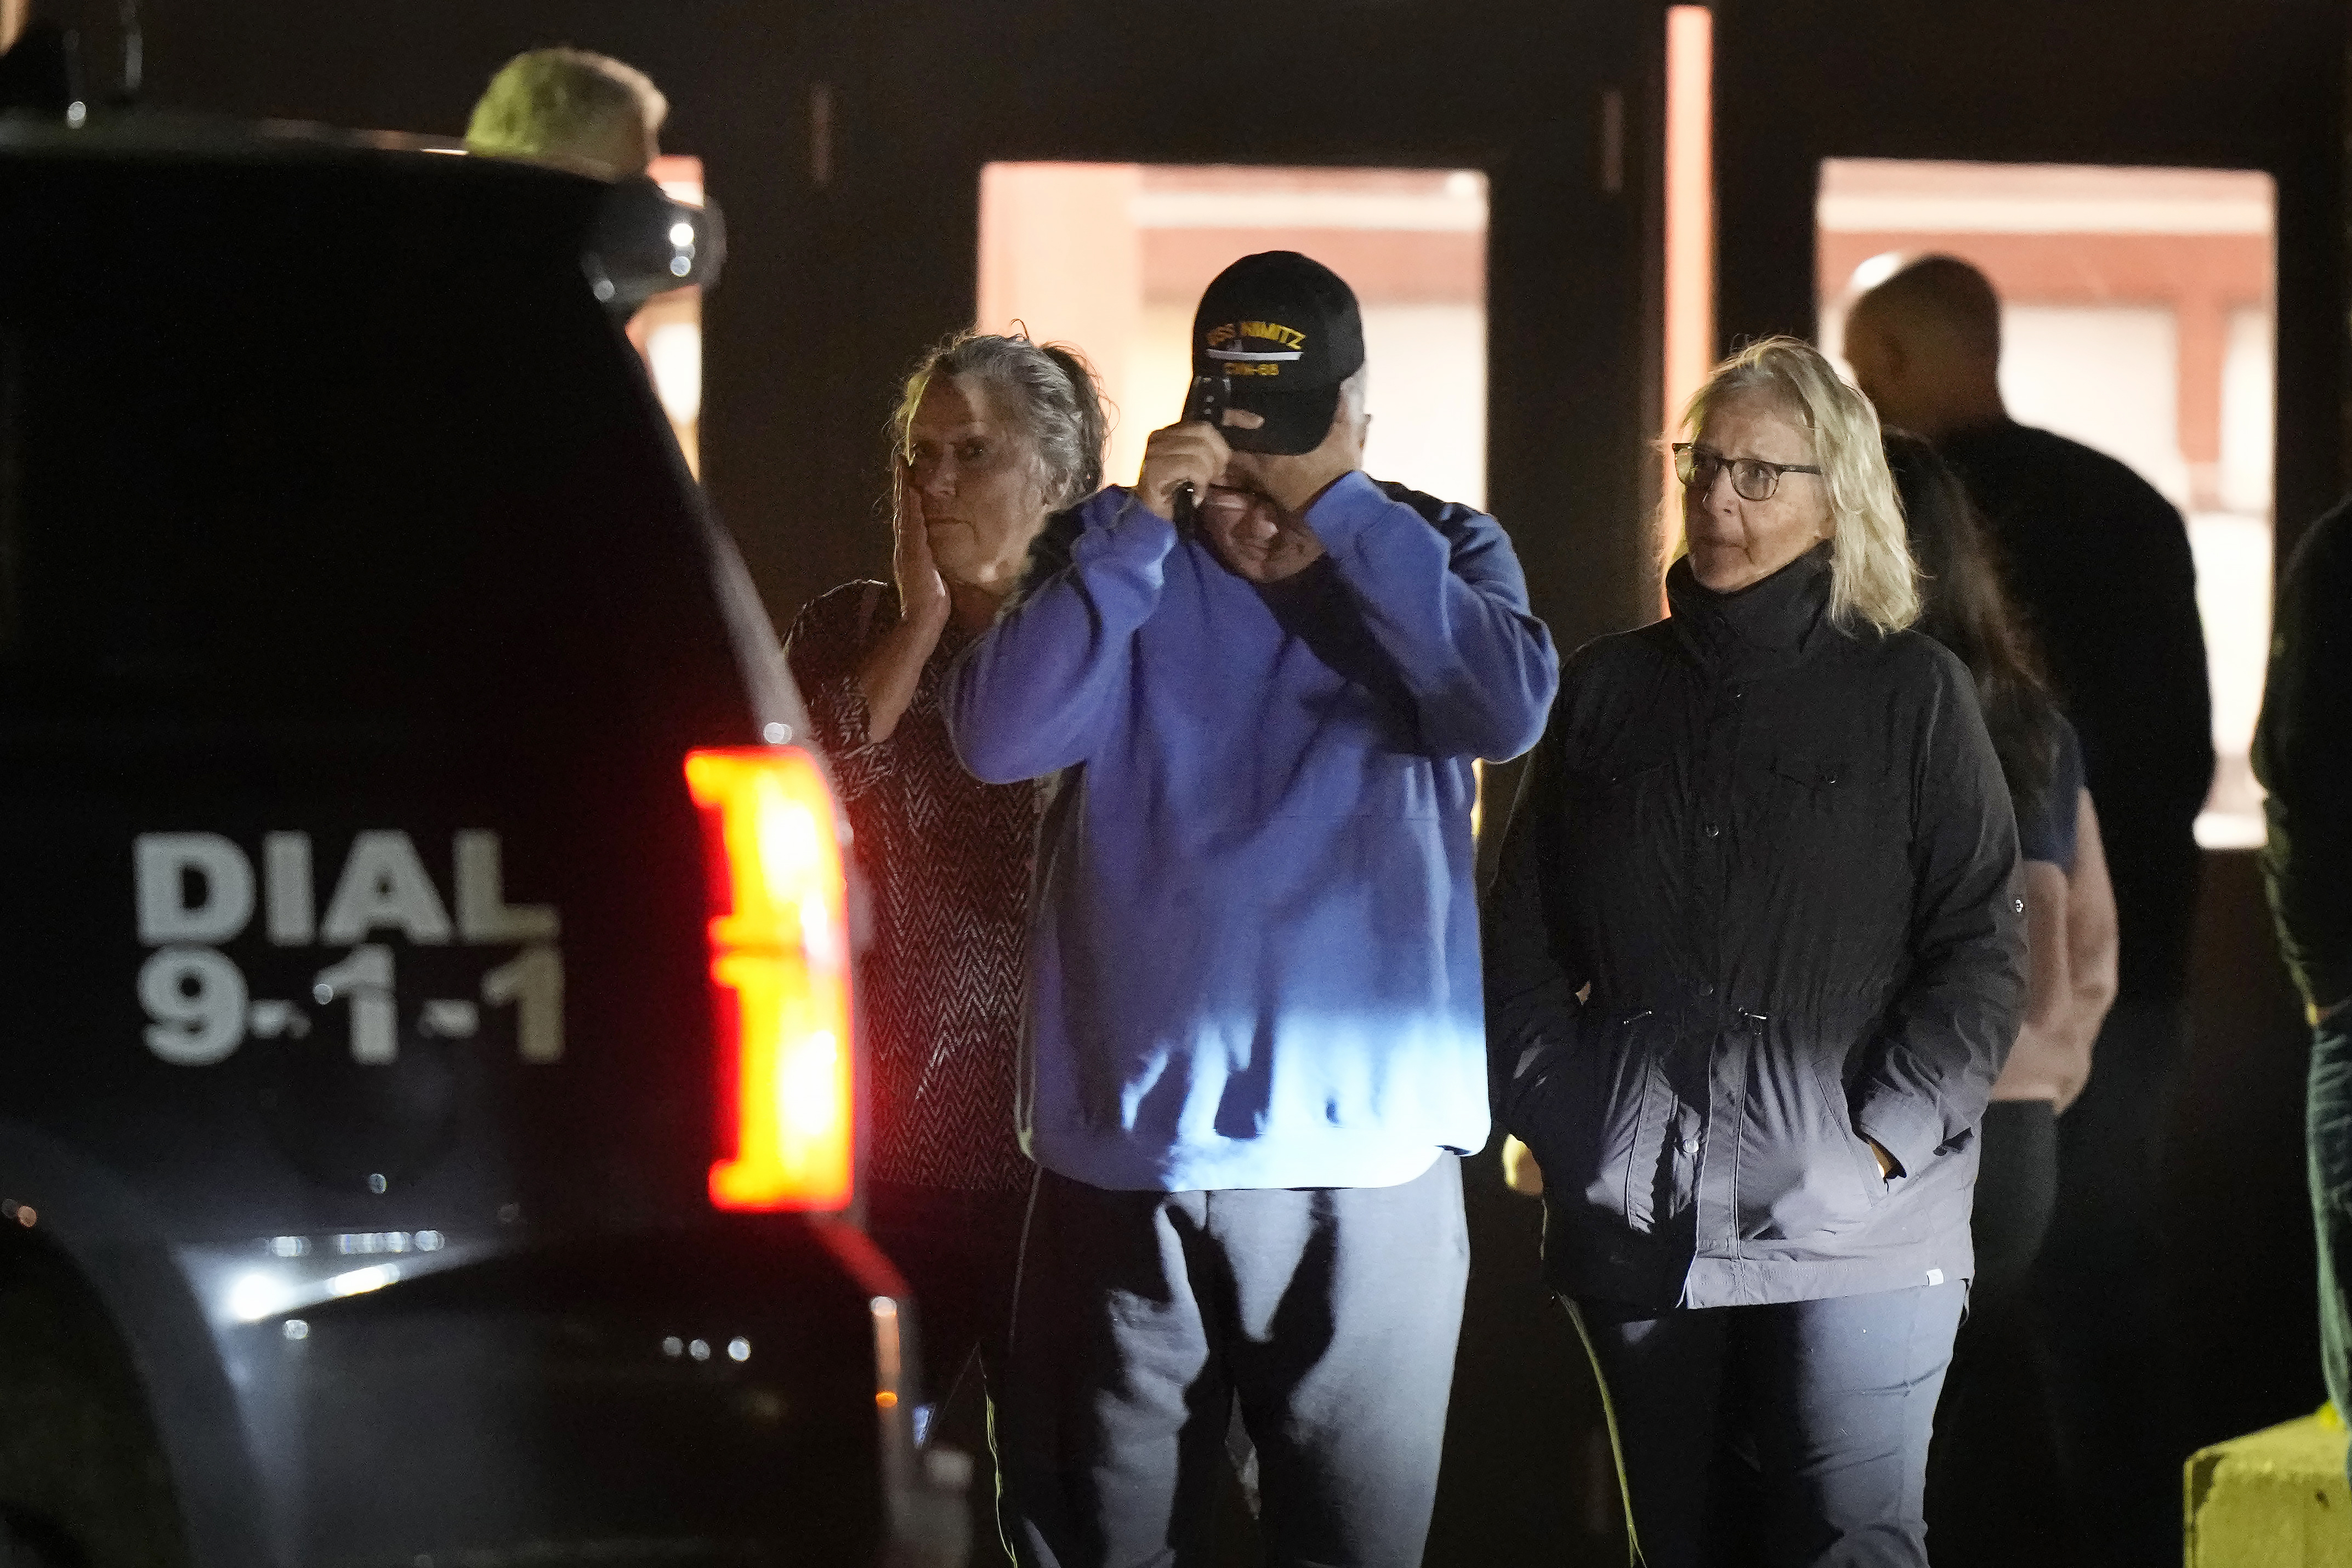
1561, 758, 1673, 859
1762, 752, 1844, 836
1517, 1009, 1663, 1234
1764, 750, 1904, 853
1822, 1051, 1900, 1201
1743, 1035, 1890, 1242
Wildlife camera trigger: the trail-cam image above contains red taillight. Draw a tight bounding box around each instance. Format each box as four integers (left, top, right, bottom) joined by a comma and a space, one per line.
685, 747, 856, 1212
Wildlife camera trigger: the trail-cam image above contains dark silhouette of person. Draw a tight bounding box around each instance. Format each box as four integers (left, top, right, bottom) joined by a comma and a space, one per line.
1848, 255, 2212, 1568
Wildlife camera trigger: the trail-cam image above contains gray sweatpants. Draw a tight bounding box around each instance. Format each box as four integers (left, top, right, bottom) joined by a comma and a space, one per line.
1001, 1155, 1469, 1568
1573, 1282, 1968, 1568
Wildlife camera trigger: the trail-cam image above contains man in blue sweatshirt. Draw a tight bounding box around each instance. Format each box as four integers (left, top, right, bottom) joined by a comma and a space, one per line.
944, 252, 1558, 1567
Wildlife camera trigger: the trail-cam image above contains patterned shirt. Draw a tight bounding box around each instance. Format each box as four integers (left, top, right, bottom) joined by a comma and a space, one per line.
785, 581, 1037, 1191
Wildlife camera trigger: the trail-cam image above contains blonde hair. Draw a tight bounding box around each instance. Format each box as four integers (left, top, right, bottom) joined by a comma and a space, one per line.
1665, 336, 1919, 634
465, 48, 667, 175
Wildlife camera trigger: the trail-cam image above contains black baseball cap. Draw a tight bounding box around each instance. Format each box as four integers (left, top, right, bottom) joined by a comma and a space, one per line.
1190, 251, 1365, 455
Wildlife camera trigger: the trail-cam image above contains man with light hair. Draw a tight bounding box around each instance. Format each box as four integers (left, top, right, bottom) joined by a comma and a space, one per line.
1846, 253, 2210, 1568
465, 48, 667, 179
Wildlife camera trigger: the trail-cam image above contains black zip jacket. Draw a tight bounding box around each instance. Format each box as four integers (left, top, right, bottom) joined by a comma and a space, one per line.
1940, 419, 2211, 1004
2254, 498, 2352, 1018
1485, 548, 2026, 1308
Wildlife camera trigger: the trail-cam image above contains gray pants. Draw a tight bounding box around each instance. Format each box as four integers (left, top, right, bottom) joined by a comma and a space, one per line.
1573, 1282, 1967, 1568
1001, 1155, 1469, 1568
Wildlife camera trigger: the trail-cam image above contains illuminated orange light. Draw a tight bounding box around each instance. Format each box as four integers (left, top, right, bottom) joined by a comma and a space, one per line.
1664, 5, 1715, 425
876, 1390, 899, 1409
685, 748, 856, 1212
1662, 3, 1716, 599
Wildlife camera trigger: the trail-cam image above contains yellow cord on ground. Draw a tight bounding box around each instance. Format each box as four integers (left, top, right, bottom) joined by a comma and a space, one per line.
1564, 1298, 1648, 1568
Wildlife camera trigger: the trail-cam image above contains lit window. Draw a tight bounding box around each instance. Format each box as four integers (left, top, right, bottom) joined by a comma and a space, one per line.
1817, 159, 2276, 848
976, 162, 1489, 509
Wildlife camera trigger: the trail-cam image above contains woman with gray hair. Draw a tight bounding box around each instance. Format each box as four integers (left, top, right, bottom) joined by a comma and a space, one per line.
1485, 337, 2025, 1566
784, 332, 1105, 1553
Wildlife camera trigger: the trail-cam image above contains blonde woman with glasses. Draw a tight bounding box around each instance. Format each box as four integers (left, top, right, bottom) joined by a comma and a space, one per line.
1485, 337, 2026, 1567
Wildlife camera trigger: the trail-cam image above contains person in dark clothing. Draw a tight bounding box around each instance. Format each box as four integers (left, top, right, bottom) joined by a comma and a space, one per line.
1887, 430, 2120, 1288
1486, 339, 2026, 1568
1886, 431, 2120, 1559
785, 331, 1109, 1564
2253, 498, 2352, 1479
1845, 256, 2209, 1566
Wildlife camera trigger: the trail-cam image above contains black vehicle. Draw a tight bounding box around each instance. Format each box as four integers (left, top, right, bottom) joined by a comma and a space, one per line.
0, 115, 958, 1568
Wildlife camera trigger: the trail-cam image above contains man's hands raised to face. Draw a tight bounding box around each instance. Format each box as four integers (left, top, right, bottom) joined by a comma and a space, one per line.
1133, 395, 1368, 587
1195, 486, 1326, 585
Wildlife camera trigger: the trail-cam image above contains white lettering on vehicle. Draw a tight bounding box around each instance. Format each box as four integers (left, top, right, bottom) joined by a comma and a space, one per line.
321, 831, 453, 946
455, 830, 561, 943
138, 945, 248, 1064
136, 833, 255, 944
130, 832, 564, 1067
264, 832, 315, 944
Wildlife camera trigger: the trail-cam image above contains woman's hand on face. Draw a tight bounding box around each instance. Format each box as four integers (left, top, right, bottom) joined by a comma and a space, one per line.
1137, 419, 1232, 521
893, 479, 952, 635
854, 475, 956, 746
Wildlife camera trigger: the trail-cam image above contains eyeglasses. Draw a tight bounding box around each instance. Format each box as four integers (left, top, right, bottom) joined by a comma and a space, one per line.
1673, 444, 1823, 502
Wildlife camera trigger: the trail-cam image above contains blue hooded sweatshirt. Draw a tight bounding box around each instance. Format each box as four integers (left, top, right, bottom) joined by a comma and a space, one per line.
942, 472, 1559, 1191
